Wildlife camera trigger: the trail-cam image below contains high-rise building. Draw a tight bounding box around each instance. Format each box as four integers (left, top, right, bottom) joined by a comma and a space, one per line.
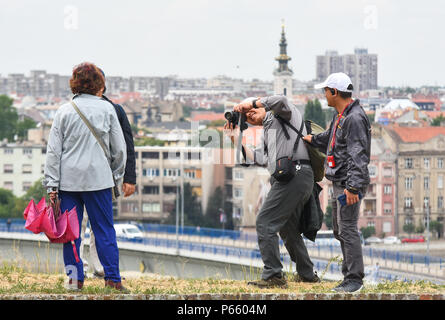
316, 48, 378, 92
273, 22, 293, 96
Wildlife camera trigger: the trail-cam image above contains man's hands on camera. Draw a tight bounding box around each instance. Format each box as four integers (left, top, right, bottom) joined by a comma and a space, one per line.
233, 101, 254, 113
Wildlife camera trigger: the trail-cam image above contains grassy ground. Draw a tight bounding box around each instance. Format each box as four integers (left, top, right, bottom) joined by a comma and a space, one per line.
0, 262, 444, 296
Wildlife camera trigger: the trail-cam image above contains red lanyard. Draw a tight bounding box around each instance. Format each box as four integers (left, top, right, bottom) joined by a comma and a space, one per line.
329, 100, 353, 152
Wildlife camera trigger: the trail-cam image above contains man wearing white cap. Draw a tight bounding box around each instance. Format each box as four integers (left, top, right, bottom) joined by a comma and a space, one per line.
303, 72, 371, 293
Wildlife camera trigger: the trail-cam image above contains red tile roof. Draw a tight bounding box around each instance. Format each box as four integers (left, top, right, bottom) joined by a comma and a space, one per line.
388, 125, 445, 143
191, 112, 225, 122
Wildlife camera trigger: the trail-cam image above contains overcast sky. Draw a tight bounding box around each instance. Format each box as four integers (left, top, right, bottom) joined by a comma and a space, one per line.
0, 0, 444, 87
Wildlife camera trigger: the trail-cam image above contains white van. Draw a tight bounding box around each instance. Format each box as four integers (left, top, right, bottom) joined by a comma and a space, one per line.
307, 230, 365, 246
114, 224, 143, 242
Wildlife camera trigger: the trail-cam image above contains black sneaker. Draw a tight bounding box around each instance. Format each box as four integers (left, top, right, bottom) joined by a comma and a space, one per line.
332, 280, 363, 293
247, 276, 288, 288
293, 271, 320, 283
331, 279, 348, 292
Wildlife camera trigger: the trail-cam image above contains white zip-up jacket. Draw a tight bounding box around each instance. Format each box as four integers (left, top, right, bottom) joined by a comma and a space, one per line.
43, 94, 127, 192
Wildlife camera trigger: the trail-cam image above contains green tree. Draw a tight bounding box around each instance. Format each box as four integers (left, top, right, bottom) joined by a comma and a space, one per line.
431, 115, 445, 126
430, 220, 444, 238
203, 186, 224, 229
23, 178, 46, 203
360, 226, 376, 239
165, 183, 202, 226
415, 223, 425, 234
0, 189, 17, 218
304, 99, 326, 128
403, 223, 415, 235
134, 137, 165, 146
0, 95, 18, 141
16, 118, 37, 140
323, 205, 333, 229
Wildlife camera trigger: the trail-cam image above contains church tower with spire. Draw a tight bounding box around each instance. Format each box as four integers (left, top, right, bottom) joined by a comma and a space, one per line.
273, 21, 293, 96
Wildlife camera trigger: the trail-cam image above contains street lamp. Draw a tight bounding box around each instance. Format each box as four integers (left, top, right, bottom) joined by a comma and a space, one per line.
173, 176, 179, 253
426, 204, 430, 259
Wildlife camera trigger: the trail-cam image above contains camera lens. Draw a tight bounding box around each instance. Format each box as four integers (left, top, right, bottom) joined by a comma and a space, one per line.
224, 111, 233, 121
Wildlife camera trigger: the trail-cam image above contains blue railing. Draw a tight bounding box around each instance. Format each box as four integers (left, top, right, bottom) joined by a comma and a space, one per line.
1, 219, 444, 271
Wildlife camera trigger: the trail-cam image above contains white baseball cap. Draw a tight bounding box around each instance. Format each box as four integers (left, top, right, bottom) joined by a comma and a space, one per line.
314, 72, 354, 92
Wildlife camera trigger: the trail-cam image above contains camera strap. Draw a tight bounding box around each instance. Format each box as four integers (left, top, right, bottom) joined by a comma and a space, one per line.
236, 115, 250, 167
274, 113, 305, 159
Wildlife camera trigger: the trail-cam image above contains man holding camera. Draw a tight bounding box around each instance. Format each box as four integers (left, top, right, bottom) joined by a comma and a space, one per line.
224, 96, 319, 288
303, 72, 371, 293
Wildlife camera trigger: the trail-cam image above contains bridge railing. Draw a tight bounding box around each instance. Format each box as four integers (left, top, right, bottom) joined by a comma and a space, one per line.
1, 219, 443, 271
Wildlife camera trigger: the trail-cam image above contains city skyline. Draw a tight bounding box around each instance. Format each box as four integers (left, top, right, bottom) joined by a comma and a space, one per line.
0, 1, 444, 87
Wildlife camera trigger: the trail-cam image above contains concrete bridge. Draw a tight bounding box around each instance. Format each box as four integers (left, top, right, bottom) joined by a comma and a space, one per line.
1, 230, 444, 285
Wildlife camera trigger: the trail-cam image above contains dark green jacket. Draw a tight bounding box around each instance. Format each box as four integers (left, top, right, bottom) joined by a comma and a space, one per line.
300, 182, 324, 241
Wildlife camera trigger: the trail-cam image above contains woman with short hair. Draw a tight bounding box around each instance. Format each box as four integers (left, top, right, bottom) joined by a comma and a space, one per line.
43, 62, 127, 291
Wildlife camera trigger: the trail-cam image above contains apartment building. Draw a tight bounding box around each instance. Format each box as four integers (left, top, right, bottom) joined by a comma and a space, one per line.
0, 143, 46, 197
116, 146, 225, 222
382, 125, 445, 235
225, 165, 270, 232
318, 136, 398, 236
316, 48, 378, 92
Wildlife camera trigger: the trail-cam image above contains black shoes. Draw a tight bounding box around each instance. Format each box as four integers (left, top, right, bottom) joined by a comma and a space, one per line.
247, 275, 288, 288
293, 271, 320, 283
332, 279, 363, 293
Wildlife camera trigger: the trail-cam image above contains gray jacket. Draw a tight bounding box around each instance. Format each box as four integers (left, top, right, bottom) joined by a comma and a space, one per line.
311, 99, 371, 192
43, 94, 127, 192
251, 95, 310, 175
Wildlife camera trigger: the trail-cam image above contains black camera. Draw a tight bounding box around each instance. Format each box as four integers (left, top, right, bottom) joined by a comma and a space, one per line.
224, 111, 248, 131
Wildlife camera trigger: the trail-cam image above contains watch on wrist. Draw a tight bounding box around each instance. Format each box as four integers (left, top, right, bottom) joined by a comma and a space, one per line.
47, 187, 57, 194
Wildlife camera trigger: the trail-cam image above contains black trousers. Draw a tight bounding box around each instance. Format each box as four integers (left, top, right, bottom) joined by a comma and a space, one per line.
331, 181, 366, 284
256, 165, 315, 280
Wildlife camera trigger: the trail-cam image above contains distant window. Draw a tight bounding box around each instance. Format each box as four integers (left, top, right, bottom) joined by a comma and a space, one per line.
384, 202, 392, 214
404, 197, 413, 208
383, 167, 392, 177
163, 186, 177, 194
142, 202, 161, 213
367, 221, 375, 228
3, 181, 13, 191
163, 151, 180, 160
438, 158, 444, 169
424, 197, 430, 209
383, 222, 392, 233
22, 181, 32, 192
121, 202, 139, 213
142, 186, 159, 195
142, 168, 160, 177
438, 175, 443, 189
4, 148, 13, 155
234, 187, 243, 199
424, 158, 430, 169
424, 176, 430, 190
233, 169, 244, 180
384, 185, 392, 194
163, 168, 180, 177
438, 196, 444, 209
3, 164, 13, 174
405, 177, 413, 190
405, 158, 413, 169
142, 152, 159, 159
22, 164, 32, 174
23, 148, 32, 155
368, 165, 377, 177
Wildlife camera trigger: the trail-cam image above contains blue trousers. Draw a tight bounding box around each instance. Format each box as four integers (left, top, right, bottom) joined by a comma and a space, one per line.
59, 189, 121, 283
